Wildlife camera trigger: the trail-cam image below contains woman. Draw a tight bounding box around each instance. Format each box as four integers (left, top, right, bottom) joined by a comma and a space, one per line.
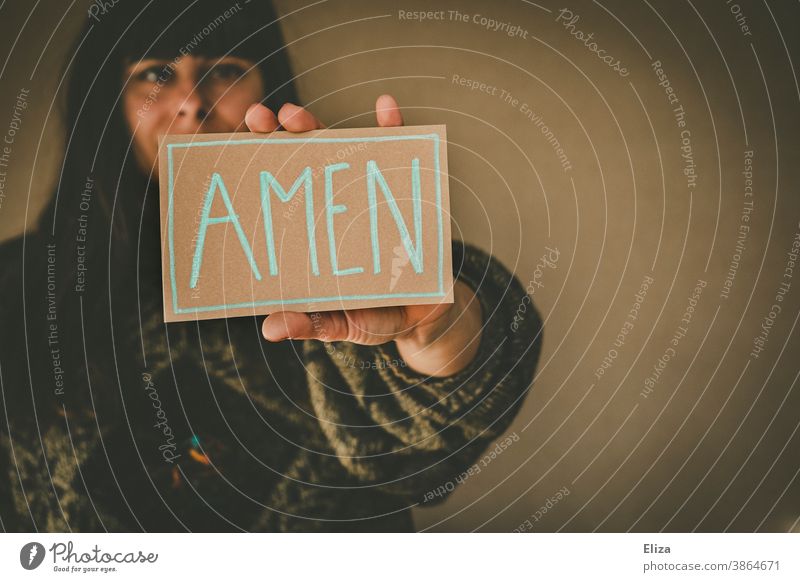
0, 0, 542, 532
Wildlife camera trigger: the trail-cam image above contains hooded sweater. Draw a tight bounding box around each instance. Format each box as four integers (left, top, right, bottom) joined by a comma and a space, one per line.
0, 230, 542, 532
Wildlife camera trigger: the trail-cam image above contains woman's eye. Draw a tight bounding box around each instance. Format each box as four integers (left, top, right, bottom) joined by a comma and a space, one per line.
134, 66, 163, 83
207, 63, 246, 81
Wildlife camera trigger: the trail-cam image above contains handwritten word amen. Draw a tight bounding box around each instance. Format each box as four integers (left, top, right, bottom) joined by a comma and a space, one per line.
189, 160, 424, 289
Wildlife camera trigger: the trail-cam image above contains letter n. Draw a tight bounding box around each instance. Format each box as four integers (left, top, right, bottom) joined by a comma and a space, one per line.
366, 158, 423, 274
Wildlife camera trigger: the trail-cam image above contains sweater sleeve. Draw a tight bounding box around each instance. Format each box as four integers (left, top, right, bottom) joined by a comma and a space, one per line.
303, 240, 543, 506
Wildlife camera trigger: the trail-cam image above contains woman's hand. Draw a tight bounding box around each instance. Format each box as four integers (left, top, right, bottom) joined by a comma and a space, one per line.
244, 95, 483, 378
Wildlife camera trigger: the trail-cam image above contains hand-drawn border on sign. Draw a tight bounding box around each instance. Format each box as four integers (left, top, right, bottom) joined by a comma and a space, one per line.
166, 133, 445, 315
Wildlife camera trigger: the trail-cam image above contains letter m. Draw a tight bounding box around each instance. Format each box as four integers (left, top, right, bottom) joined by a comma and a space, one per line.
259, 167, 319, 276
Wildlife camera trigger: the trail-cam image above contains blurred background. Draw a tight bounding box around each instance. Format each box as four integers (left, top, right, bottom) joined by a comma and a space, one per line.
0, 0, 798, 532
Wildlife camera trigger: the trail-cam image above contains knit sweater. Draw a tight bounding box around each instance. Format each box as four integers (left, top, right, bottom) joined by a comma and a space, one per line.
0, 231, 542, 532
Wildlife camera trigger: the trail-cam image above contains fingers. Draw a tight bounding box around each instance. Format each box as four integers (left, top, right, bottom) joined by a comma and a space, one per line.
262, 307, 409, 345
375, 94, 403, 127
262, 311, 348, 342
245, 103, 279, 133
249, 97, 398, 134
277, 103, 325, 132
262, 312, 313, 342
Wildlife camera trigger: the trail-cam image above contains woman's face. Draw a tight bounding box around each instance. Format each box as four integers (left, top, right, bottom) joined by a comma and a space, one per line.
122, 55, 265, 177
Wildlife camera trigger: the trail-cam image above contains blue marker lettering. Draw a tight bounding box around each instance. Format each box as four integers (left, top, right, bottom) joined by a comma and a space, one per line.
259, 167, 319, 276
324, 163, 363, 276
190, 172, 262, 289
366, 158, 423, 274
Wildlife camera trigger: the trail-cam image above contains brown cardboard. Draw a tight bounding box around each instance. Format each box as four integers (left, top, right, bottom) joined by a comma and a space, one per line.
158, 125, 452, 322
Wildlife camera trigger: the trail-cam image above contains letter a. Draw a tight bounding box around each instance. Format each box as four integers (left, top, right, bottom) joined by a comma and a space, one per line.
190, 172, 262, 289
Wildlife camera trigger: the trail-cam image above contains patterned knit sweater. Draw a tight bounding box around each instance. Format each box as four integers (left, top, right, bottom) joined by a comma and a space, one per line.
0, 232, 542, 532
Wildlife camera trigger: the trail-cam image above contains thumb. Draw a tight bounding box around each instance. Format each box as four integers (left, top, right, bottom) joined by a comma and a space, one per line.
262, 311, 348, 342
375, 94, 403, 127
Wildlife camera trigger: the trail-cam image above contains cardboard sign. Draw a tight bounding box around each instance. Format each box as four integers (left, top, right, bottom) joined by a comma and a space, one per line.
158, 125, 452, 322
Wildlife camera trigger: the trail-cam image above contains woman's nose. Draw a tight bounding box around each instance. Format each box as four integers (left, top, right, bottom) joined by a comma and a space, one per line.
175, 78, 208, 123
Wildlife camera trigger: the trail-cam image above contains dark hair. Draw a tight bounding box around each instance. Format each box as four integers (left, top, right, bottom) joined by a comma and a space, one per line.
42, 0, 296, 243
32, 0, 298, 411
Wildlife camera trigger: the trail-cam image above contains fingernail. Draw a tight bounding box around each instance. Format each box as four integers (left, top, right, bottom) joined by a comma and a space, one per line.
246, 102, 266, 117
262, 322, 288, 342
